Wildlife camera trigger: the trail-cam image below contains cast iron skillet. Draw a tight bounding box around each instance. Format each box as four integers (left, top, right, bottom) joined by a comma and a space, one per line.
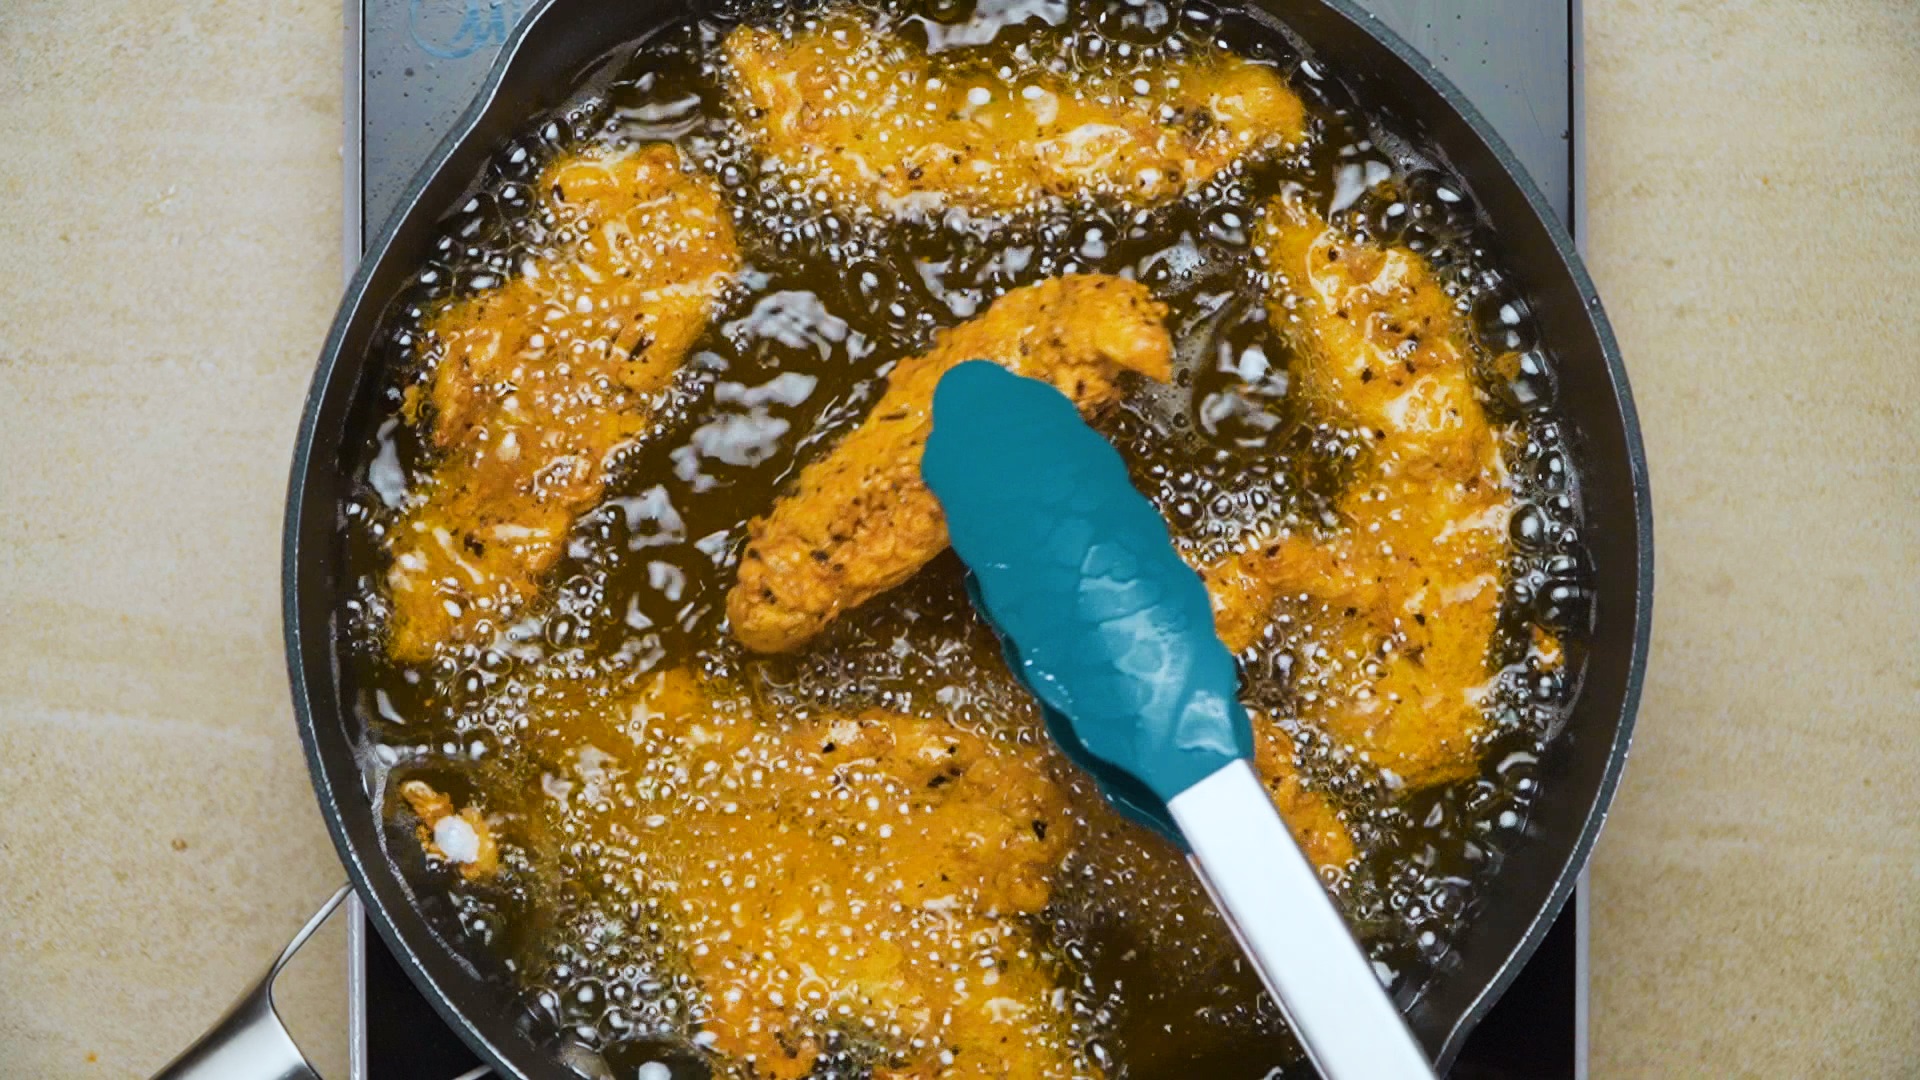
277, 0, 1654, 1075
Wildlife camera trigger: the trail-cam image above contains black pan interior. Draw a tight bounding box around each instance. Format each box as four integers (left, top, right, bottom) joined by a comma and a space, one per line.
285, 0, 1651, 1075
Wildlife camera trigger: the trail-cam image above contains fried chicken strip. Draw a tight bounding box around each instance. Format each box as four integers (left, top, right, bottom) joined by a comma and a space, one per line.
566, 671, 1091, 1080
515, 683, 1352, 1078
723, 12, 1309, 216
1252, 711, 1357, 870
384, 145, 739, 662
398, 780, 500, 881
728, 274, 1173, 654
1201, 192, 1513, 789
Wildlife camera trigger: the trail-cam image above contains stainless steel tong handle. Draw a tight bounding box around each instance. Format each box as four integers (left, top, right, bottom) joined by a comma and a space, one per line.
1168, 761, 1436, 1080
150, 886, 351, 1080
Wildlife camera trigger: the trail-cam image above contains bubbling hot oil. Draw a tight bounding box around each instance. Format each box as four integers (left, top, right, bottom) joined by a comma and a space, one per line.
336, 0, 1595, 1075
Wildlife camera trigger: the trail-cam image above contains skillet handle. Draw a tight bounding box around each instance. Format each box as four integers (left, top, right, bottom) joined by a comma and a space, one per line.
150, 885, 351, 1080
1168, 761, 1434, 1080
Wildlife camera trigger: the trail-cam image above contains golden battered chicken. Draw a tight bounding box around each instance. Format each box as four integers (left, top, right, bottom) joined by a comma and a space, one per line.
384, 145, 739, 662
1252, 711, 1356, 870
544, 670, 1092, 1080
1201, 192, 1514, 789
398, 780, 500, 881
723, 12, 1309, 216
505, 673, 1356, 1078
729, 274, 1173, 653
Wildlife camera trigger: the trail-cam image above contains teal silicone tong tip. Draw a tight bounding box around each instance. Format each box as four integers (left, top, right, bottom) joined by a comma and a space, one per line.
923, 360, 1253, 839
921, 361, 1436, 1080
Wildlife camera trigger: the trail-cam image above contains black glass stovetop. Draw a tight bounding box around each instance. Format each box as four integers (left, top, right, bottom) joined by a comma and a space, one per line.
344, 2, 1588, 1076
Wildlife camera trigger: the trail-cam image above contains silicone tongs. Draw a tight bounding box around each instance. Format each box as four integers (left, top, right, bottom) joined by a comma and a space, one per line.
922, 362, 1435, 1080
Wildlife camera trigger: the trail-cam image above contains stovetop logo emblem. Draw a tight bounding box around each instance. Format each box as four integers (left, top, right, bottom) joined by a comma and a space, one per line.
408, 0, 534, 59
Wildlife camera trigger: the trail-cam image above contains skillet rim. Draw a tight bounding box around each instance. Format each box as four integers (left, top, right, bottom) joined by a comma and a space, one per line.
284, 3, 572, 1075
285, 0, 1654, 1075
1291, 0, 1652, 1061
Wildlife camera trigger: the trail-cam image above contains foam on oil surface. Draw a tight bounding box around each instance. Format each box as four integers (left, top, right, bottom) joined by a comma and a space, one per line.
335, 1, 1595, 1075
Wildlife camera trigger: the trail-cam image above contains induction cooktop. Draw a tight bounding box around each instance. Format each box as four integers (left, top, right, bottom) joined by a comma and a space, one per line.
341, 3, 1590, 1076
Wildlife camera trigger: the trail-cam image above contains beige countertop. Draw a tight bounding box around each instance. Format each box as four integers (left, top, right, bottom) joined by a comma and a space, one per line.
1, 0, 1914, 1076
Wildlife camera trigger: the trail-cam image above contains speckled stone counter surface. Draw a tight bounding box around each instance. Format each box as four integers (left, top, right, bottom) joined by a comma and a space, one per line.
0, 1, 1914, 1077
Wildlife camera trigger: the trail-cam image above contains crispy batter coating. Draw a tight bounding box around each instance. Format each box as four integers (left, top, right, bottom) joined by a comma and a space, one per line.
557, 671, 1091, 1080
514, 656, 1370, 1077
1530, 625, 1565, 671
1202, 192, 1513, 789
510, 683, 1353, 1078
1251, 711, 1356, 870
729, 274, 1174, 654
398, 780, 500, 881
723, 12, 1309, 215
384, 145, 739, 662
